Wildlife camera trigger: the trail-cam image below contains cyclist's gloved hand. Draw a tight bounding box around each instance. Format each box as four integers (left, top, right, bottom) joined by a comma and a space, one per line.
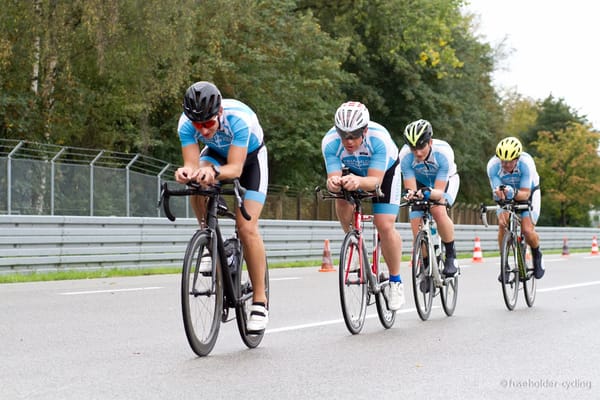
404, 189, 418, 200
421, 187, 432, 201
503, 186, 515, 200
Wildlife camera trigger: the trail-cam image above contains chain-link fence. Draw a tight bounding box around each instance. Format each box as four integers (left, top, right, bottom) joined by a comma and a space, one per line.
0, 139, 177, 217
0, 139, 489, 223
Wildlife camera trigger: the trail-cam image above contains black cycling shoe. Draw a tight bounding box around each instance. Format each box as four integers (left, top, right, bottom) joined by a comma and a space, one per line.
419, 276, 431, 293
533, 250, 545, 279
442, 257, 457, 277
498, 272, 511, 284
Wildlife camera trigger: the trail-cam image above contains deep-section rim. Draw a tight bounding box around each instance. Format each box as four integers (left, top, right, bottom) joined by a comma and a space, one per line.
236, 252, 269, 348
181, 230, 223, 356
440, 245, 459, 316
500, 233, 519, 311
522, 245, 536, 307
411, 230, 433, 321
374, 240, 396, 328
339, 232, 368, 334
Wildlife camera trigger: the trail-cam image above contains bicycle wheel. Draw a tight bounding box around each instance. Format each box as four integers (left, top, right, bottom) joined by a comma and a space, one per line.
181, 230, 223, 356
373, 239, 396, 329
236, 251, 270, 348
339, 232, 368, 334
440, 247, 459, 317
411, 231, 433, 321
500, 233, 519, 311
522, 245, 536, 307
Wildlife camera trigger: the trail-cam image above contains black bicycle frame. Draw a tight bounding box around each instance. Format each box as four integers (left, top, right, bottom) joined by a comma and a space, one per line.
159, 180, 250, 309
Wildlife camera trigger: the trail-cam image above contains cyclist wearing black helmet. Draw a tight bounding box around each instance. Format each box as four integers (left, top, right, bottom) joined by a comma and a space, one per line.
175, 81, 269, 332
399, 119, 460, 278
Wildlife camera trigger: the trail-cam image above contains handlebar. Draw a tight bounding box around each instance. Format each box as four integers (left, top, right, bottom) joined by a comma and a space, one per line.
480, 200, 531, 227
399, 192, 449, 209
158, 178, 251, 222
315, 185, 384, 203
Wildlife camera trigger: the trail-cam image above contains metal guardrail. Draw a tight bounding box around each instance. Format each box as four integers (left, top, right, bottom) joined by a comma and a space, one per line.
1, 215, 598, 273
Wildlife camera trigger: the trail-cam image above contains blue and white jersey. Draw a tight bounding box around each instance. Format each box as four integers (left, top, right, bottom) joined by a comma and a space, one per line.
321, 121, 399, 176
487, 152, 539, 191
399, 139, 457, 187
177, 99, 264, 156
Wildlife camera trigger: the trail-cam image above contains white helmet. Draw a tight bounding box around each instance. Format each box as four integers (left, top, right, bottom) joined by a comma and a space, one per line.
334, 101, 370, 134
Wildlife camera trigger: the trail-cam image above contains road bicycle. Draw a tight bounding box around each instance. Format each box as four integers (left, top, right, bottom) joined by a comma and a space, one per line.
317, 186, 396, 334
402, 197, 459, 320
159, 179, 269, 356
481, 197, 536, 310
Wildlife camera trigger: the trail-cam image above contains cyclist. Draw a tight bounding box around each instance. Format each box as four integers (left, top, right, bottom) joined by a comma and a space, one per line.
487, 136, 544, 280
322, 101, 405, 310
399, 119, 460, 278
174, 81, 269, 332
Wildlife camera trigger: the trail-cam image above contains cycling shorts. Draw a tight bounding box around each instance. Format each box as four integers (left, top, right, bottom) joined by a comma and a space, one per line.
409, 173, 460, 220
200, 144, 268, 205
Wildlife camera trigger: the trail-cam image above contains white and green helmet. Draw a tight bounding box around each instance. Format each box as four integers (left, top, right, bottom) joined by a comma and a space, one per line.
403, 119, 433, 147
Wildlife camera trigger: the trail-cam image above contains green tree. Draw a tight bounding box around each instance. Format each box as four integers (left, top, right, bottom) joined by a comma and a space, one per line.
1, 0, 195, 151
500, 90, 538, 139
533, 124, 600, 226
299, 0, 501, 202
184, 0, 353, 188
522, 95, 587, 152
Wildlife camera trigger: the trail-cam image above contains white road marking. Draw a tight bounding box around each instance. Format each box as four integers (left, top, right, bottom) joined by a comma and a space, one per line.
538, 280, 600, 293
266, 307, 440, 334
59, 286, 163, 295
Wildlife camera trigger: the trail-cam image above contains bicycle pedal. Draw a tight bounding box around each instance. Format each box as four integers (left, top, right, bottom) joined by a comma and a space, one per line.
240, 281, 253, 295
367, 294, 375, 306
221, 307, 230, 322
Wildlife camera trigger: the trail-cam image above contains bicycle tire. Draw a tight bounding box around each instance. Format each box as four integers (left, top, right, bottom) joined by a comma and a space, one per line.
522, 245, 536, 307
411, 230, 433, 321
373, 239, 396, 329
236, 252, 270, 348
181, 230, 223, 357
339, 232, 368, 334
440, 245, 459, 316
500, 233, 519, 310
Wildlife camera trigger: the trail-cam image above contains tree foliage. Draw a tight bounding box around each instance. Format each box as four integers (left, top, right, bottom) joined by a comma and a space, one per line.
533, 124, 600, 226
1, 0, 599, 224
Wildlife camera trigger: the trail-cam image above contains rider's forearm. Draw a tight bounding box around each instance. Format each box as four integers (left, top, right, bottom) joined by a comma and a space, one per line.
360, 176, 382, 191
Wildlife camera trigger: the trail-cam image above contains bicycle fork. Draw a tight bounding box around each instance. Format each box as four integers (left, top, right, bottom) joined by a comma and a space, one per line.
516, 234, 527, 280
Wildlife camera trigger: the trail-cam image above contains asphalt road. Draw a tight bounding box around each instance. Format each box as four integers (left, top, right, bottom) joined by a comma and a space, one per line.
2, 253, 599, 400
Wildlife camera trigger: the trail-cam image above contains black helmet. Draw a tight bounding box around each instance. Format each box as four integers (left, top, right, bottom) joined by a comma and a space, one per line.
182, 81, 222, 122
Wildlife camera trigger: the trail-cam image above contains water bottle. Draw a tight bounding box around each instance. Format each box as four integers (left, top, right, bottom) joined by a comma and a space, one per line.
431, 222, 442, 263
224, 237, 240, 271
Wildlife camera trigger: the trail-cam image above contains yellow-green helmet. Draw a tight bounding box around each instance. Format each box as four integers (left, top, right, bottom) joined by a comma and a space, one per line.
496, 137, 523, 161
403, 119, 433, 148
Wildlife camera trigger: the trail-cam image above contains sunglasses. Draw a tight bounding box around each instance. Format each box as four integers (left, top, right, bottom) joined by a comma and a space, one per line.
409, 141, 428, 150
336, 127, 364, 140
192, 116, 219, 130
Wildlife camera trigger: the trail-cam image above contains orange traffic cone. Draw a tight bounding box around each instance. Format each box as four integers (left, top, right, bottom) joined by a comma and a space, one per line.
591, 236, 599, 255
319, 239, 335, 272
561, 237, 570, 256
472, 237, 483, 263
